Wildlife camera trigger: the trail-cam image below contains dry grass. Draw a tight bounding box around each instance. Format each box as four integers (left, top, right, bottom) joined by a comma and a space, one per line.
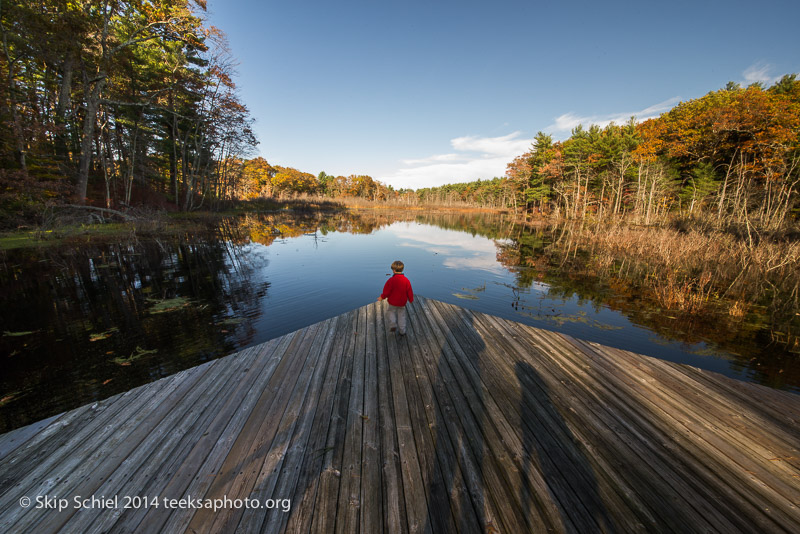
554, 222, 800, 320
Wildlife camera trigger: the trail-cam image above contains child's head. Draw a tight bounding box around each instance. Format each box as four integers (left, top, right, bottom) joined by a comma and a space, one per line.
391, 260, 404, 273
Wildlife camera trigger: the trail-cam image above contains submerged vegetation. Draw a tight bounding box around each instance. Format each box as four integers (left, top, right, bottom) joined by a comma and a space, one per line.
500, 222, 799, 355
1, 3, 797, 353
1, 209, 798, 433
1, 1, 798, 438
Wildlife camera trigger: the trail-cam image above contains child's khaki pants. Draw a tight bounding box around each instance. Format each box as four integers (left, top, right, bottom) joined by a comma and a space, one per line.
386, 304, 407, 335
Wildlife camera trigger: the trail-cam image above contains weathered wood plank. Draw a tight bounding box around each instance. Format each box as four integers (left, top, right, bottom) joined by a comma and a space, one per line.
522, 319, 746, 530
672, 363, 800, 431
78, 345, 265, 534
186, 320, 325, 533
395, 304, 462, 534
569, 338, 800, 529
504, 315, 767, 532
381, 304, 430, 534
0, 375, 170, 502
0, 412, 64, 462
1, 296, 799, 534
408, 299, 532, 534
420, 299, 568, 532
0, 364, 212, 532
335, 304, 368, 534
609, 345, 800, 463
587, 341, 800, 478
309, 309, 358, 534
459, 305, 708, 531
409, 299, 510, 534
241, 316, 340, 533
373, 301, 408, 534
426, 299, 622, 533
359, 303, 383, 534
23, 361, 217, 534
0, 373, 175, 484
140, 331, 299, 534
283, 313, 354, 534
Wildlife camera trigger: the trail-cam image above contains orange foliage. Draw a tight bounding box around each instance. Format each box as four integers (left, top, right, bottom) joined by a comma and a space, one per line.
635, 84, 800, 183
270, 167, 319, 195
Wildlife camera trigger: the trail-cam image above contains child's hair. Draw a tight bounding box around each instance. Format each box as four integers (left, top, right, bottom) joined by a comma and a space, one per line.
391, 260, 404, 272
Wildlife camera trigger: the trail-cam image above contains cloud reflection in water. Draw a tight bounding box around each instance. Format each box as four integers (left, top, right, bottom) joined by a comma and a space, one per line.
386, 222, 511, 274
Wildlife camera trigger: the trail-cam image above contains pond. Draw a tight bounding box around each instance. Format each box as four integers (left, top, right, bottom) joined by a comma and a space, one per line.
1, 209, 798, 433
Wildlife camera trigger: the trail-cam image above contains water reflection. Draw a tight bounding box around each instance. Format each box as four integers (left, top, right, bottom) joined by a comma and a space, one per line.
0, 234, 267, 431
1, 209, 797, 433
390, 223, 510, 274
491, 223, 800, 393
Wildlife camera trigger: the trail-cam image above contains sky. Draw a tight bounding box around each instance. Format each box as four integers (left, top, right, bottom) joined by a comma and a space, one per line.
204, 0, 800, 190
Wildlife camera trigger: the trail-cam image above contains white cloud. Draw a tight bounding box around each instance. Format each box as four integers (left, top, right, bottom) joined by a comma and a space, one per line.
639, 97, 682, 116
390, 224, 498, 251
379, 97, 683, 190
401, 153, 461, 165
551, 112, 584, 132
382, 155, 514, 190
380, 132, 533, 189
442, 255, 504, 273
547, 97, 681, 136
742, 61, 781, 85
450, 131, 531, 156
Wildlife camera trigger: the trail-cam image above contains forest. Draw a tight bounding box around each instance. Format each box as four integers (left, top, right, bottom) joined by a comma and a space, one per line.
503, 79, 800, 232
0, 0, 256, 224
1, 2, 799, 234
416, 78, 800, 234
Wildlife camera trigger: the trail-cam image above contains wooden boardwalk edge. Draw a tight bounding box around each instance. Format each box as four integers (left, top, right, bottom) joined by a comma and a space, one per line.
0, 296, 798, 533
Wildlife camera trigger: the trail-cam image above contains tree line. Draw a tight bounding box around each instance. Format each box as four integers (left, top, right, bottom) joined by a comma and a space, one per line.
1, 2, 798, 233
0, 0, 256, 224
412, 77, 799, 230
235, 75, 800, 231
233, 164, 513, 208
506, 77, 800, 230
233, 159, 415, 203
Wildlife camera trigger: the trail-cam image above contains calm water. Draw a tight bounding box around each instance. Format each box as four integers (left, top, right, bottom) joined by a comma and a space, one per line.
1, 210, 797, 432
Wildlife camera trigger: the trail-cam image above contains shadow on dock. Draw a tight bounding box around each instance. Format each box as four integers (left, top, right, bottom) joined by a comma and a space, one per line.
1, 296, 799, 533
516, 360, 614, 533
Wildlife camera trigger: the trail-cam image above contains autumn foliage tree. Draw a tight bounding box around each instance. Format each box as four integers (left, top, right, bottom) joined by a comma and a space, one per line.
498, 76, 800, 230
270, 167, 318, 196
0, 0, 257, 224
635, 78, 800, 229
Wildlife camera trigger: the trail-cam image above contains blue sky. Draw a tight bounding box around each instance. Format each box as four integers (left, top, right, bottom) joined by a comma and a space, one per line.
205, 0, 800, 190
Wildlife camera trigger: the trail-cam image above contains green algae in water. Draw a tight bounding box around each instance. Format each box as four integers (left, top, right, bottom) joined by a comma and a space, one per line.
453, 283, 486, 300
89, 327, 119, 342
3, 330, 37, 337
112, 346, 157, 366
519, 309, 623, 331
218, 317, 245, 326
145, 296, 191, 314
0, 392, 21, 407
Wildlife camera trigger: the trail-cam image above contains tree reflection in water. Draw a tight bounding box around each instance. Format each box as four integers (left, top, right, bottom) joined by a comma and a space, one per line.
0, 232, 265, 432
1, 209, 797, 433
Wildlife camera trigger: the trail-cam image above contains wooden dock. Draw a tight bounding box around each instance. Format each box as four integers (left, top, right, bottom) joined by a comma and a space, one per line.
1, 296, 799, 533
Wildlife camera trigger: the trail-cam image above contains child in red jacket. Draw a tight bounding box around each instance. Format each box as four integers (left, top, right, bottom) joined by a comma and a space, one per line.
377, 260, 414, 336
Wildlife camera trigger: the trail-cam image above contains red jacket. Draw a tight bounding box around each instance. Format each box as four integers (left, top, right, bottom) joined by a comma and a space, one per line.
381, 273, 414, 307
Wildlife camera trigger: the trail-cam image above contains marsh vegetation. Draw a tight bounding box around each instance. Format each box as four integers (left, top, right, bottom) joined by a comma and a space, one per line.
1, 209, 797, 433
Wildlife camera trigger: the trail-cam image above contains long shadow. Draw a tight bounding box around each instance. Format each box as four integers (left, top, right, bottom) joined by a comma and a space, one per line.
515, 360, 616, 533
